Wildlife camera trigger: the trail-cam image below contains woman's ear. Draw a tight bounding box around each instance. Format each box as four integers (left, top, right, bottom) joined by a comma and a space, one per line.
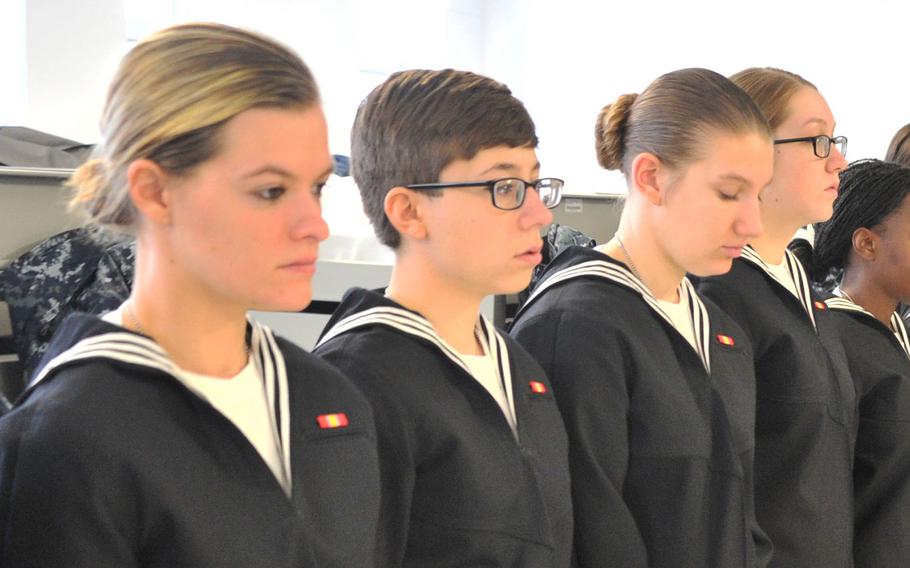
384, 187, 428, 242
629, 152, 665, 206
127, 159, 172, 226
852, 227, 877, 261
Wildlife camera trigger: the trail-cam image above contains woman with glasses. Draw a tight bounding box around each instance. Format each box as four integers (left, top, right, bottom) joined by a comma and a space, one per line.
805, 159, 910, 568
314, 68, 573, 567
0, 23, 380, 567
510, 68, 774, 567
696, 67, 854, 568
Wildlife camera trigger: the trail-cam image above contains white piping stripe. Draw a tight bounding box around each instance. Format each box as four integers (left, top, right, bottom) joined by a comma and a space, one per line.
31, 332, 174, 387
482, 316, 517, 432
318, 307, 471, 374
319, 305, 519, 434
37, 348, 175, 384
893, 314, 910, 360
29, 321, 294, 493
261, 324, 292, 485
827, 294, 910, 360
522, 260, 665, 320
518, 258, 712, 373
741, 246, 817, 331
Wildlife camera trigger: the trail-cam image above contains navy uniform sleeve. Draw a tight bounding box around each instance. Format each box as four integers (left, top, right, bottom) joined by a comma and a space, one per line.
839, 321, 910, 567
315, 343, 417, 567
0, 406, 140, 567
512, 309, 648, 567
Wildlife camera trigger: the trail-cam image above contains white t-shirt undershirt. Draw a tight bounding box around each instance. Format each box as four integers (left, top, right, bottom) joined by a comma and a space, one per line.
593, 246, 698, 351
461, 346, 517, 436
655, 285, 698, 352
102, 306, 289, 494
764, 258, 800, 300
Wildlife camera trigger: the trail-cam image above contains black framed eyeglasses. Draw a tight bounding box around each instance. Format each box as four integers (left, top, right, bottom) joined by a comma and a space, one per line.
773, 134, 848, 159
404, 177, 564, 211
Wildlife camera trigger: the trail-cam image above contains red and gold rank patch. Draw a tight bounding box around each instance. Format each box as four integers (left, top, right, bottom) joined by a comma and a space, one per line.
316, 413, 349, 429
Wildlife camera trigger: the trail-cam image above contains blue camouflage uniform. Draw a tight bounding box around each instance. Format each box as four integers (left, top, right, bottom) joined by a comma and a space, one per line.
0, 227, 135, 389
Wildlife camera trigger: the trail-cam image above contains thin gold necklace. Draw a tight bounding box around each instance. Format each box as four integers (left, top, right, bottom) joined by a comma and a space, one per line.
124, 302, 251, 355
124, 302, 148, 336
614, 234, 645, 282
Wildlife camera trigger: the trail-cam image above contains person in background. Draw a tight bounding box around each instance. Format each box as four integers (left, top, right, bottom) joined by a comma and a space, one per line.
696, 67, 854, 567
803, 159, 910, 568
885, 125, 910, 324
0, 22, 380, 567
510, 67, 774, 567
885, 122, 910, 166
314, 68, 573, 567
0, 227, 135, 387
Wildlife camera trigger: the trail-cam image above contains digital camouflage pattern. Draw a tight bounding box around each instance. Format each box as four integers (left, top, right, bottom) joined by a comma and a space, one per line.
0, 228, 135, 388
517, 223, 597, 308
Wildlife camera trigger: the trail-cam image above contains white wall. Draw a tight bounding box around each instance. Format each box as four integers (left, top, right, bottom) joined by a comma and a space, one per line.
8, 0, 910, 194
24, 0, 126, 142
487, 0, 910, 194
0, 0, 28, 127
12, 0, 486, 154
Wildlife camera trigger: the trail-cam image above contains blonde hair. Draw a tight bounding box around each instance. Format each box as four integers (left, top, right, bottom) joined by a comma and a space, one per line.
595, 68, 772, 176
69, 22, 320, 229
729, 67, 816, 132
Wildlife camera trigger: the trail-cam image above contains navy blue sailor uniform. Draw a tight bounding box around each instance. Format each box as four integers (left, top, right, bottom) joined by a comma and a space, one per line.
313, 288, 573, 568
825, 295, 910, 568
509, 246, 771, 568
0, 313, 380, 568
696, 246, 857, 568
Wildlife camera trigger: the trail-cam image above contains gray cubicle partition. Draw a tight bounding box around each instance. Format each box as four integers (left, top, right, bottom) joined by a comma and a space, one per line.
1, 167, 78, 398
549, 192, 624, 245
0, 167, 80, 268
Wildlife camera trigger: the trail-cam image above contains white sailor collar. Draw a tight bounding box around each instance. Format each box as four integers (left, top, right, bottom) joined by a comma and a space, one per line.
740, 245, 818, 332
518, 255, 712, 373
317, 305, 518, 435
825, 292, 910, 360
29, 318, 294, 488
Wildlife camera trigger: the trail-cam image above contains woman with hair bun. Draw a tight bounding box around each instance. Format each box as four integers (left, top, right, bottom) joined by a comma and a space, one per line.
510, 68, 774, 567
809, 159, 910, 568
0, 23, 379, 567
696, 67, 854, 568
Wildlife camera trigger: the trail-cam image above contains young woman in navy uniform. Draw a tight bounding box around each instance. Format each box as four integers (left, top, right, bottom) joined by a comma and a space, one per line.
804, 159, 910, 567
696, 68, 854, 568
314, 69, 572, 568
510, 68, 774, 567
0, 23, 380, 568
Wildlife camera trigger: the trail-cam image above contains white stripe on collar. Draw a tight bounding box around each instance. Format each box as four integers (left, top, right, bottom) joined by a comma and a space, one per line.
827, 293, 910, 360
518, 258, 712, 373
29, 320, 293, 489
30, 332, 175, 387
740, 246, 817, 331
251, 321, 292, 487
317, 306, 518, 434
894, 314, 910, 360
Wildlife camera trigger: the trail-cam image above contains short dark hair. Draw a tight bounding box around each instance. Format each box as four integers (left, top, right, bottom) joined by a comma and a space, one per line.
595, 68, 772, 176
351, 69, 538, 248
